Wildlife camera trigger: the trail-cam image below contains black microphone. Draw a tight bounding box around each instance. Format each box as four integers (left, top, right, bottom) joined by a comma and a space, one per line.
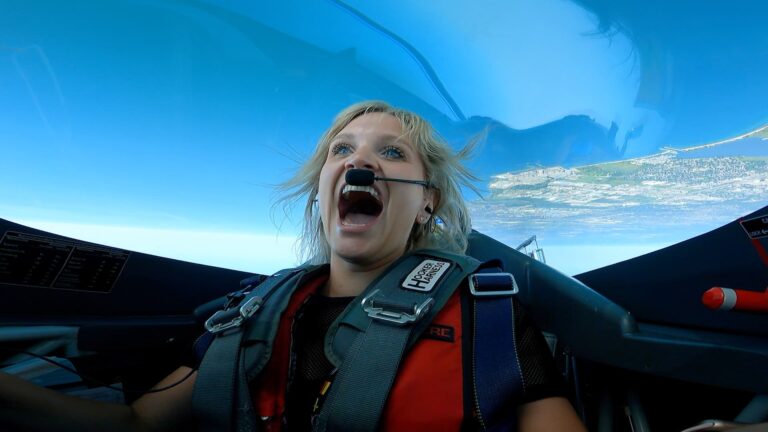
345, 169, 431, 188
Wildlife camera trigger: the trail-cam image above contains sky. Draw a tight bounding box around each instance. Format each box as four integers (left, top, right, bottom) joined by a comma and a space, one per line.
2, 0, 767, 276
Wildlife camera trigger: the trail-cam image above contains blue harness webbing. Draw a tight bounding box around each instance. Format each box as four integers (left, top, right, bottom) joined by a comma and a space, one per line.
471, 264, 524, 431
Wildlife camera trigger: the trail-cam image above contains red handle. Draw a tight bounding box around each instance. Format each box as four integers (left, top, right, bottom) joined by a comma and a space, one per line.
702, 286, 768, 312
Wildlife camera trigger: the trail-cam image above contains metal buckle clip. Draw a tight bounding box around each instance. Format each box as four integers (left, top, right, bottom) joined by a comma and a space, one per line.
469, 272, 519, 297
361, 289, 434, 325
204, 296, 264, 334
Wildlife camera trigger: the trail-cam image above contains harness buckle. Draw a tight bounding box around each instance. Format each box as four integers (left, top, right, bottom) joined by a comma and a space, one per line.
204, 296, 264, 334
469, 272, 519, 297
361, 289, 434, 325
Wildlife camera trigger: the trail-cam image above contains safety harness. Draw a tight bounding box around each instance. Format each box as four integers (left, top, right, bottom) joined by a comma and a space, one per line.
192, 249, 523, 431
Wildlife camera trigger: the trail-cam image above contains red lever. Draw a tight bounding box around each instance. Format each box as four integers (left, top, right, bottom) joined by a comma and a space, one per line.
702, 286, 768, 312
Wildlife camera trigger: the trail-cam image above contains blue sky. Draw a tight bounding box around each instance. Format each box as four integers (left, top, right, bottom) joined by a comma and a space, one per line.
2, 0, 767, 275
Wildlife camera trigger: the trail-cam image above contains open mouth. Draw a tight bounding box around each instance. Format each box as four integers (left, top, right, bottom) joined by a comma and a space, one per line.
339, 185, 383, 226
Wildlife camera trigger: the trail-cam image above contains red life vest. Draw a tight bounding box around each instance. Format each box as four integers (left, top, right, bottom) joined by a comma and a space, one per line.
249, 274, 467, 431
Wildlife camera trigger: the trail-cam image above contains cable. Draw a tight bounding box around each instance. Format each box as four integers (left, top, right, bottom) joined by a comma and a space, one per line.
0, 346, 197, 395
328, 0, 466, 121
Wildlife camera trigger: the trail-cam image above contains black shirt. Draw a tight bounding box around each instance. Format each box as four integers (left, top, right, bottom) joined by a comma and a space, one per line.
284, 294, 354, 431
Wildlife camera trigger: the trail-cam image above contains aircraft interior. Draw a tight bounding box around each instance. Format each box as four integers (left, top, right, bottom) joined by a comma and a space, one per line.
2, 1, 768, 431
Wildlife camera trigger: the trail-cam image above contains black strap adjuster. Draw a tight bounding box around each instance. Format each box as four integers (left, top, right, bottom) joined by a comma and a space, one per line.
469, 272, 518, 297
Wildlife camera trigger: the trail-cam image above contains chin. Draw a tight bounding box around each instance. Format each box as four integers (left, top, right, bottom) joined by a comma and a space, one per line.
331, 242, 375, 263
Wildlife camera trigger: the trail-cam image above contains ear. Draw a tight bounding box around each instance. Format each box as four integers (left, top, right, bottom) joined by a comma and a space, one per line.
422, 188, 440, 219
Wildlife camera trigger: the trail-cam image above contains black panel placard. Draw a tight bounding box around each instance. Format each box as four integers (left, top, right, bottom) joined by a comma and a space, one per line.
0, 231, 129, 292
741, 214, 768, 239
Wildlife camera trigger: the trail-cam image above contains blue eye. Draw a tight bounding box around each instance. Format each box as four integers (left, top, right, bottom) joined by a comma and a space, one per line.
382, 145, 405, 159
331, 142, 352, 156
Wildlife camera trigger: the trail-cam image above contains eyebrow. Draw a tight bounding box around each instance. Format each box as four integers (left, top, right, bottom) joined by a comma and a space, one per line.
332, 133, 411, 146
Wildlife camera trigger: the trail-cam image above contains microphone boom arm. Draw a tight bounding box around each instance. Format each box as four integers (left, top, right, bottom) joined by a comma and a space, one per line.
345, 169, 432, 188
375, 176, 431, 187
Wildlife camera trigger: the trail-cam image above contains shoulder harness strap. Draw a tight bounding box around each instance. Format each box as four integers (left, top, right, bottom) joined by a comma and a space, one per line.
193, 265, 323, 432
314, 249, 482, 432
469, 262, 523, 431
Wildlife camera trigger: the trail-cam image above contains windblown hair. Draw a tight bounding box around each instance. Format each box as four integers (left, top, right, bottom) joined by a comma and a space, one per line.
277, 100, 478, 264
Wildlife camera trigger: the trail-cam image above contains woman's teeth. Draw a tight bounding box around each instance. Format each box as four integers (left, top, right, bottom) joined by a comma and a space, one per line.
342, 185, 379, 199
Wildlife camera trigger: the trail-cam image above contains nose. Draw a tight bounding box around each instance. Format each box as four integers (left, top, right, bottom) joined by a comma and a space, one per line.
344, 147, 378, 171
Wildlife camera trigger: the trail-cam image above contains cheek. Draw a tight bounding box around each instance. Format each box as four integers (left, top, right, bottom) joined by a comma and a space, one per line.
392, 189, 426, 221
317, 166, 334, 219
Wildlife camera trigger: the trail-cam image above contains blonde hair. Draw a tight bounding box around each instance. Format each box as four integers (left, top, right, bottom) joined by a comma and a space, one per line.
277, 100, 478, 264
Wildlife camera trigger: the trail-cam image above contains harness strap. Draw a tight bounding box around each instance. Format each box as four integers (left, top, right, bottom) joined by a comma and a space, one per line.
317, 318, 412, 431
472, 265, 524, 431
193, 268, 305, 432
193, 251, 525, 431
314, 252, 482, 432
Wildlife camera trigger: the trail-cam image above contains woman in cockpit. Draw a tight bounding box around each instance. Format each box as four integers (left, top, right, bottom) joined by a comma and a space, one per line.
0, 100, 586, 431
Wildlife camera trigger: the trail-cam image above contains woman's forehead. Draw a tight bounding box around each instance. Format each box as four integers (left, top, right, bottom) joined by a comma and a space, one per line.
333, 112, 413, 146
341, 112, 401, 134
